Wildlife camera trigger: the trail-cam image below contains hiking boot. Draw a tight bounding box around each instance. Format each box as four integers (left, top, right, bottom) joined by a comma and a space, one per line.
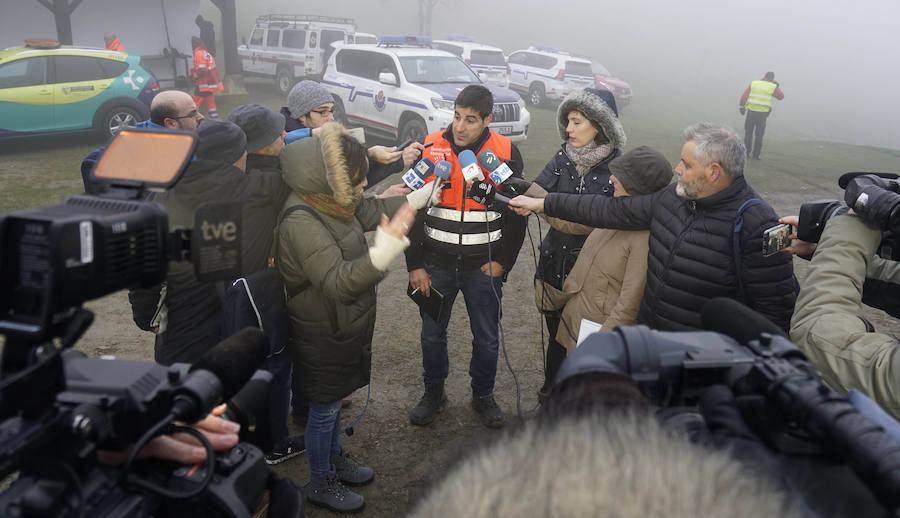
472, 394, 506, 428
409, 383, 447, 426
331, 449, 374, 486
265, 434, 305, 465
306, 473, 364, 514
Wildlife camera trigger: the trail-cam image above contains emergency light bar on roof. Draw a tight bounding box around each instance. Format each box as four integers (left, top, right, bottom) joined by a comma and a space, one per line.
531, 45, 567, 54
378, 35, 432, 47
445, 34, 475, 42
255, 14, 355, 26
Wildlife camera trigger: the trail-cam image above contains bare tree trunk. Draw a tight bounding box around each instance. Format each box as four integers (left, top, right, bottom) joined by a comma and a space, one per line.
418, 0, 439, 37
208, 0, 242, 75
35, 0, 83, 45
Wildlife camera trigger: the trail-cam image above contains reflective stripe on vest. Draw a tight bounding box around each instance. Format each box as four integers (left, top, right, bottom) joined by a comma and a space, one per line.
425, 226, 502, 245
746, 80, 777, 112
426, 206, 501, 222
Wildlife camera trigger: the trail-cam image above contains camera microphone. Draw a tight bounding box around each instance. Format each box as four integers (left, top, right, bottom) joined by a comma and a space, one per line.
700, 297, 786, 345
435, 160, 452, 181
172, 327, 268, 422
477, 149, 514, 187
401, 158, 436, 190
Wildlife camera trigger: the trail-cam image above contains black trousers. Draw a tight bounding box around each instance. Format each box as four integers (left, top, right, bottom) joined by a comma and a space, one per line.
744, 110, 770, 158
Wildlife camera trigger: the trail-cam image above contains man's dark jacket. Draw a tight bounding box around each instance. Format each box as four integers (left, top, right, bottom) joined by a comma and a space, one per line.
544, 176, 797, 331
130, 158, 289, 364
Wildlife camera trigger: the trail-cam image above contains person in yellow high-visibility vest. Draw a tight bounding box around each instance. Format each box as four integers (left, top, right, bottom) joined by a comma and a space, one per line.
739, 72, 784, 160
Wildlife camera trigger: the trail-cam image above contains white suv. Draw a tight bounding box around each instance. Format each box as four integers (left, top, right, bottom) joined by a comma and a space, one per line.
431, 38, 509, 88
322, 38, 530, 143
507, 47, 594, 106
238, 14, 356, 95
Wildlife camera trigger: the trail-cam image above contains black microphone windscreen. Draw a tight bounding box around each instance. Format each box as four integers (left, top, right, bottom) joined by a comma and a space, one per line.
701, 297, 786, 344
191, 327, 268, 401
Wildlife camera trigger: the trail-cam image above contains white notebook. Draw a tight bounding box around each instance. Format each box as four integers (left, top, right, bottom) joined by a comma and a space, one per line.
576, 319, 604, 347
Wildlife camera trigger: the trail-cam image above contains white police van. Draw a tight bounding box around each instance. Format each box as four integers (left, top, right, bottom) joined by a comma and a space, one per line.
238, 14, 356, 95
506, 46, 594, 106
322, 36, 530, 144
431, 36, 509, 88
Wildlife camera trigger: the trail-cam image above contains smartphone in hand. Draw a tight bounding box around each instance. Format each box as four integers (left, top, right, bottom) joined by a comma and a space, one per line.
762, 223, 793, 257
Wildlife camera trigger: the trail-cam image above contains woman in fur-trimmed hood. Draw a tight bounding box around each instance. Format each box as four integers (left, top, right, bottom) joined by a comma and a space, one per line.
276, 121, 417, 512
534, 88, 627, 401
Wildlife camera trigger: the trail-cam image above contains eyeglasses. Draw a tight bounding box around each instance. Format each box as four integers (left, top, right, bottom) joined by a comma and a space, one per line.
170, 109, 200, 120
310, 107, 335, 116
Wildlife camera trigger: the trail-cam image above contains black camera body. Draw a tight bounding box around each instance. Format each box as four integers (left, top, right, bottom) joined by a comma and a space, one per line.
0, 130, 268, 518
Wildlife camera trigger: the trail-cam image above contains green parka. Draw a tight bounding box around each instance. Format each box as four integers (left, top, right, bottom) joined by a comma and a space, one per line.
277, 123, 404, 403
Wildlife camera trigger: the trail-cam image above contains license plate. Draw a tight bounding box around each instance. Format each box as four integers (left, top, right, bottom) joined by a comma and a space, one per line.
495, 126, 513, 135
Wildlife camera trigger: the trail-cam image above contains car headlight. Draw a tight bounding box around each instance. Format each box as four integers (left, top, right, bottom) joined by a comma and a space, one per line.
431, 98, 455, 112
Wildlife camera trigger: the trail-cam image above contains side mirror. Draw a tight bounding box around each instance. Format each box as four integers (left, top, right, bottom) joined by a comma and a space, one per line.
378, 71, 398, 86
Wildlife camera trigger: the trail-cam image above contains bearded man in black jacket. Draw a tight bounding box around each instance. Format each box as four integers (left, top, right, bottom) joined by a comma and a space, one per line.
510, 122, 796, 331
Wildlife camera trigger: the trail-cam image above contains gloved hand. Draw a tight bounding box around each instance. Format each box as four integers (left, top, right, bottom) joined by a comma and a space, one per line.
406, 180, 443, 209
502, 177, 532, 196
739, 106, 746, 116
844, 174, 900, 230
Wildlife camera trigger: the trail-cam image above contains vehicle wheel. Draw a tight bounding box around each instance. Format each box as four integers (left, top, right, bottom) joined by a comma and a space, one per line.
528, 83, 546, 107
398, 116, 427, 144
333, 97, 349, 125
276, 67, 294, 96
100, 105, 141, 138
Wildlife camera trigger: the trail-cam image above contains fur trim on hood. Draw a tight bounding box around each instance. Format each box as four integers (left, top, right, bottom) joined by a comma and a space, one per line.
280, 122, 355, 206
557, 89, 626, 149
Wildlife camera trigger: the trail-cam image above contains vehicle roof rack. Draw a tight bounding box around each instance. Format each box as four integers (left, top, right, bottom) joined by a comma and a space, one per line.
530, 45, 568, 55
255, 14, 355, 26
445, 34, 475, 42
378, 35, 432, 47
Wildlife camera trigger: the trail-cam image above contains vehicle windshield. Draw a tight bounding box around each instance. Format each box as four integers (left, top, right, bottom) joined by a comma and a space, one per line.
470, 50, 506, 67
591, 62, 612, 76
399, 56, 480, 84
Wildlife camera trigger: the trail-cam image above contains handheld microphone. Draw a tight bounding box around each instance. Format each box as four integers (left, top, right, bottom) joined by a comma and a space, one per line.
172, 327, 269, 422
477, 149, 514, 186
401, 158, 435, 190
700, 297, 786, 345
459, 150, 484, 184
434, 160, 452, 181
468, 180, 512, 207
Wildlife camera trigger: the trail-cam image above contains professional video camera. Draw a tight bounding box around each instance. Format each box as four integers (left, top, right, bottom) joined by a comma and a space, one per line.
563, 298, 900, 511
0, 130, 271, 518
798, 172, 900, 259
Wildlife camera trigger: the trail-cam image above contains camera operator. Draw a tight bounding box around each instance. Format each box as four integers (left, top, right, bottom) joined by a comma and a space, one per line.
789, 181, 900, 418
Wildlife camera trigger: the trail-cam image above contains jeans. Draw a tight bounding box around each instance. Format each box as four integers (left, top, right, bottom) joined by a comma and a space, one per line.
744, 110, 769, 158
266, 347, 292, 450
420, 265, 503, 397
305, 400, 343, 479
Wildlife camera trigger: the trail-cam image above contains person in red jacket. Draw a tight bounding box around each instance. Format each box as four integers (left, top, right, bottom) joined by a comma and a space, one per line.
104, 32, 125, 52
191, 36, 224, 119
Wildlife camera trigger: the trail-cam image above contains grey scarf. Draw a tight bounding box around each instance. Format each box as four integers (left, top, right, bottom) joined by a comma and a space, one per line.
565, 141, 613, 176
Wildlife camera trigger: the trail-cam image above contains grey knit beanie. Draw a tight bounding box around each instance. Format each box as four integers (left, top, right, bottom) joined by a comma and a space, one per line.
227, 104, 285, 152
557, 89, 626, 150
608, 146, 672, 196
287, 80, 334, 119
196, 119, 246, 164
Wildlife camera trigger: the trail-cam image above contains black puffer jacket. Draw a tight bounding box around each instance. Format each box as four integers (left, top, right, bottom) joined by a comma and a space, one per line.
534, 146, 617, 289
544, 176, 797, 331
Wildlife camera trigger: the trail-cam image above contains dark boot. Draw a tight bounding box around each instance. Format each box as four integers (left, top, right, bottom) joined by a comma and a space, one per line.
409, 382, 447, 426
472, 394, 505, 428
306, 473, 364, 513
331, 449, 374, 486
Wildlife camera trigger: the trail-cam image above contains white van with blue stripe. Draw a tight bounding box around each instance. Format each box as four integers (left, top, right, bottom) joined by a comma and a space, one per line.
322, 36, 529, 144
507, 46, 594, 107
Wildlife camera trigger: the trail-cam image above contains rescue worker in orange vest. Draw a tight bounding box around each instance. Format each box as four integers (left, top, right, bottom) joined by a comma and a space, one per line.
104, 32, 125, 52
739, 71, 784, 160
405, 84, 527, 429
191, 36, 224, 119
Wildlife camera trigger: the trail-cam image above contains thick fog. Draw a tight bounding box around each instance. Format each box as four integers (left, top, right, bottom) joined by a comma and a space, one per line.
219, 0, 900, 150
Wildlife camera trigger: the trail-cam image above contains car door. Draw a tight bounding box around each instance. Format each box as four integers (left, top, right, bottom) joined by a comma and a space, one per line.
368, 53, 402, 135
53, 55, 112, 131
281, 28, 306, 78
243, 28, 265, 74
0, 56, 52, 134
332, 49, 382, 130
319, 29, 346, 75
506, 52, 529, 90
262, 29, 281, 77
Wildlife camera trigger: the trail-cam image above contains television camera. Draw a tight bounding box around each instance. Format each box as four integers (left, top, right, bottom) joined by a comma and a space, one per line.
0, 130, 270, 517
